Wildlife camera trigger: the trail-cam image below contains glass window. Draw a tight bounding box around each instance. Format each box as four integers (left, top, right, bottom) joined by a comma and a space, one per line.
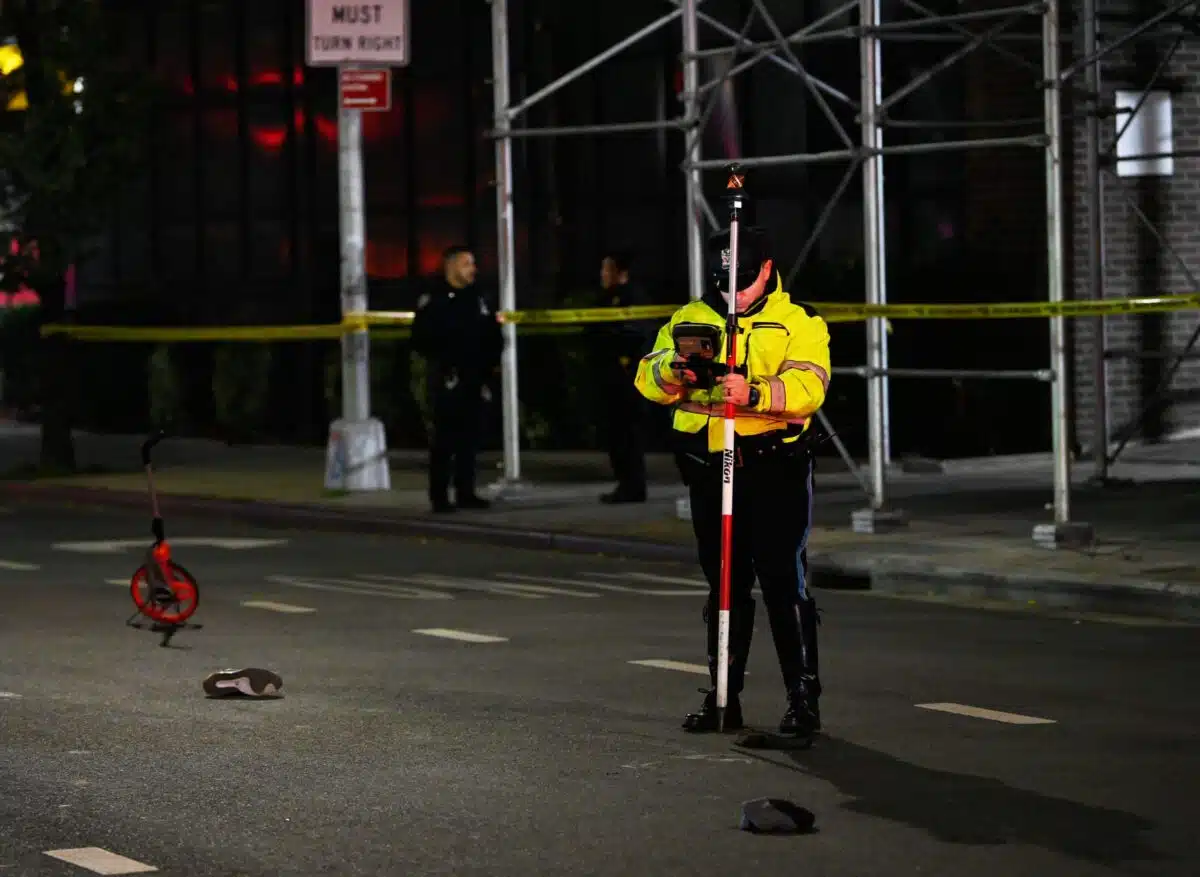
154, 2, 192, 100
118, 227, 152, 284
362, 94, 406, 212
159, 225, 198, 279
249, 220, 289, 279
246, 97, 289, 219
204, 221, 241, 282
198, 0, 237, 96
412, 81, 467, 215
246, 0, 287, 95
201, 107, 241, 220
367, 216, 410, 280
156, 110, 196, 223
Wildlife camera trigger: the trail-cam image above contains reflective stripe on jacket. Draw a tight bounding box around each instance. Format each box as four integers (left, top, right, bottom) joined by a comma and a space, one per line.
633, 275, 831, 453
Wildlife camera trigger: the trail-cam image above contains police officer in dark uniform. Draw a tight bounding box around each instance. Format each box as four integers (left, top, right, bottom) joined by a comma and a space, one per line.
591, 249, 653, 503
410, 245, 504, 513
634, 226, 831, 739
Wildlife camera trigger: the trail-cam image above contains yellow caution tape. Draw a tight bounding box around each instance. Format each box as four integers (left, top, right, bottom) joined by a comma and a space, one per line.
36, 292, 1200, 343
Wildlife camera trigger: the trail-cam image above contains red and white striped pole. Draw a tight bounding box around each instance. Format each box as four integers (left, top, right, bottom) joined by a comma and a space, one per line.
716, 166, 746, 732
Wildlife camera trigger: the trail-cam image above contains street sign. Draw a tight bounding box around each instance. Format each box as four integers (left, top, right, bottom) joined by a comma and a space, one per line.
307, 0, 410, 67
339, 68, 391, 112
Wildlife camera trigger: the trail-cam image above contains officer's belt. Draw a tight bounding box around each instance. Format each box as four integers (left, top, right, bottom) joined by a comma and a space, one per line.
674, 427, 815, 468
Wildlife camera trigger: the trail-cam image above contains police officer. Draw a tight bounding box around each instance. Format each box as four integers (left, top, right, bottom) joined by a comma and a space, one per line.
591, 249, 653, 503
633, 226, 831, 738
410, 245, 504, 513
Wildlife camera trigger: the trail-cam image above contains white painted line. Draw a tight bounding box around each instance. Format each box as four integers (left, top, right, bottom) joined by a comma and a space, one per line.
915, 702, 1057, 725
105, 578, 129, 586
55, 538, 287, 554
0, 559, 38, 571
629, 659, 710, 676
0, 691, 22, 699
241, 600, 317, 614
500, 573, 700, 596
413, 628, 508, 644
266, 575, 454, 601
587, 571, 708, 588
400, 573, 599, 599
43, 847, 158, 874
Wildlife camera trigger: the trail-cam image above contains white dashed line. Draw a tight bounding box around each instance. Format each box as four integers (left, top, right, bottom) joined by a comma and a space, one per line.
402, 573, 599, 599
266, 574, 454, 601
43, 847, 157, 874
500, 573, 701, 596
105, 578, 129, 587
0, 559, 38, 571
589, 571, 707, 588
916, 702, 1057, 725
0, 691, 22, 699
412, 628, 509, 644
241, 600, 317, 614
629, 659, 710, 675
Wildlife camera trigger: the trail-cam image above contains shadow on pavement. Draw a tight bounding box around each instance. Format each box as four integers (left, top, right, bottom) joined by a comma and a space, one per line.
738, 736, 1166, 868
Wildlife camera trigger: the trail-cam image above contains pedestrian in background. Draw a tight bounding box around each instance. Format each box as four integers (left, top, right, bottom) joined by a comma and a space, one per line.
591, 249, 653, 503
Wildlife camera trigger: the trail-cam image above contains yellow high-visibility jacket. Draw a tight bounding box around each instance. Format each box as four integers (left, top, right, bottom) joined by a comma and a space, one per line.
634, 276, 831, 453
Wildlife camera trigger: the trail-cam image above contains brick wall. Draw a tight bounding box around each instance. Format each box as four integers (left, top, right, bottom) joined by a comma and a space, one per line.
1068, 0, 1200, 453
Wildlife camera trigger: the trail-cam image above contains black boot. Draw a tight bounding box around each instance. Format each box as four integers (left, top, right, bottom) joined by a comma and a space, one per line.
682, 598, 755, 732
682, 687, 744, 732
778, 597, 822, 736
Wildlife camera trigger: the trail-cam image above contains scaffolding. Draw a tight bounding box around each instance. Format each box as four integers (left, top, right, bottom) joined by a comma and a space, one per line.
485, 0, 1200, 546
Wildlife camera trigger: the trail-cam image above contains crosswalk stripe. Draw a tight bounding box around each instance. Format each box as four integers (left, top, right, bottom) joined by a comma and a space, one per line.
0, 559, 39, 571
398, 573, 599, 599
413, 628, 508, 644
242, 600, 317, 614
43, 847, 157, 874
915, 702, 1056, 725
499, 573, 701, 596
629, 659, 710, 675
587, 571, 707, 588
265, 575, 455, 601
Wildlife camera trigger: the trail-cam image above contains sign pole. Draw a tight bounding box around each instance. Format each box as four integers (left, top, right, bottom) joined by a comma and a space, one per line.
308, 0, 406, 492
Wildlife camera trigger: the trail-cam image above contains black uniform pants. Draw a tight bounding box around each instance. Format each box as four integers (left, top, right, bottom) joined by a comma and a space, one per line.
599, 366, 647, 494
429, 380, 484, 503
680, 441, 821, 699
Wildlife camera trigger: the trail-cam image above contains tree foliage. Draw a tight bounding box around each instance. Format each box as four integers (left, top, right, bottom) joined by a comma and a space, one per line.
0, 0, 156, 292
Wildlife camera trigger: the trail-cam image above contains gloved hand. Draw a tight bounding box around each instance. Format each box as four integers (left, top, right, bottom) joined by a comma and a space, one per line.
668, 353, 700, 386
716, 372, 750, 406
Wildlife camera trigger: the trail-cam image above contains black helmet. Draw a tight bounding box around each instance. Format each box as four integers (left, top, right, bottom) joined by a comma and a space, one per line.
706, 226, 771, 294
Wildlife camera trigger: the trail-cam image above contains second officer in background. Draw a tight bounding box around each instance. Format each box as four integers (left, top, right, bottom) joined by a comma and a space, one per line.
633, 226, 831, 739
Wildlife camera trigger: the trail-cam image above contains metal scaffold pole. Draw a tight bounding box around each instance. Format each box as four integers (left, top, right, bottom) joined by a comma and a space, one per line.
1033, 0, 1092, 548
852, 0, 905, 534
682, 0, 705, 302
1082, 0, 1109, 483
489, 0, 524, 493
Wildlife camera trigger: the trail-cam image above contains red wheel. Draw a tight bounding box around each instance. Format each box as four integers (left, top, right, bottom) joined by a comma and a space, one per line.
130, 561, 200, 624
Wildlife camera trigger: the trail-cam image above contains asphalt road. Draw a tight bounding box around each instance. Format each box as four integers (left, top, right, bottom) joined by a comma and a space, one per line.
0, 501, 1197, 876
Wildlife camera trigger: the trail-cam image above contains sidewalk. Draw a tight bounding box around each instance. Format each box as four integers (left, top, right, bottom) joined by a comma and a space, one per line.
3, 425, 1200, 621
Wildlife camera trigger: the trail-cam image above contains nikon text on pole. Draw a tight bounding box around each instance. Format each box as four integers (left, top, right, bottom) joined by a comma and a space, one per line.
715, 165, 746, 732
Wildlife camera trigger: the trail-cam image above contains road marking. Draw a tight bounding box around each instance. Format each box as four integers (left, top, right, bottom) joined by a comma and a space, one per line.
43, 847, 157, 874
400, 573, 600, 599
588, 571, 707, 588
500, 573, 700, 596
105, 578, 129, 587
413, 628, 508, 644
915, 702, 1056, 725
266, 575, 454, 601
241, 600, 316, 614
0, 559, 38, 571
0, 691, 21, 699
54, 538, 288, 554
629, 659, 710, 675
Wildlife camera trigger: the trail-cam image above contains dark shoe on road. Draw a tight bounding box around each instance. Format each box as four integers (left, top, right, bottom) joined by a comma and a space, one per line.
203, 668, 283, 698
778, 681, 820, 736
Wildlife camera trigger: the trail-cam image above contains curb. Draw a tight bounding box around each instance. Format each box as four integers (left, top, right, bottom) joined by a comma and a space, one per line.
4, 482, 1198, 621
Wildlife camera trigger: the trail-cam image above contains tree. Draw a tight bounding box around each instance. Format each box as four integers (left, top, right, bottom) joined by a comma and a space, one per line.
0, 0, 155, 469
